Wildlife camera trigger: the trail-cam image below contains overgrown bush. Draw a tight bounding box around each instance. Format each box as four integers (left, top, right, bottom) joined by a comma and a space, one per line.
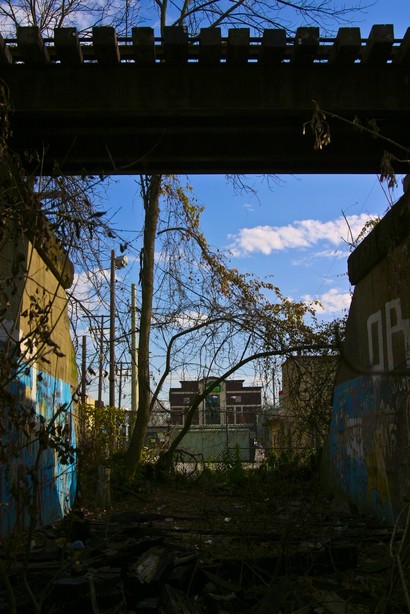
77, 403, 127, 493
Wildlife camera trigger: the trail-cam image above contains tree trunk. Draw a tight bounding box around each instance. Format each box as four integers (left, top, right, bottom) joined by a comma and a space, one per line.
157, 397, 202, 473
126, 175, 161, 478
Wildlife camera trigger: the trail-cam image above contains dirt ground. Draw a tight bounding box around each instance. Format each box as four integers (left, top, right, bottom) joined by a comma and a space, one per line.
2, 467, 410, 612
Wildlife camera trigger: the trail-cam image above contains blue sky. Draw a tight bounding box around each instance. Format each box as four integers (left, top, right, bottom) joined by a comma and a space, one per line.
78, 1, 409, 402
186, 174, 396, 317
108, 173, 404, 324
102, 1, 409, 321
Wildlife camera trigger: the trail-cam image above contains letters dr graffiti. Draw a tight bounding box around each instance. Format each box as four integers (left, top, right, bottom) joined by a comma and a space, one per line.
367, 298, 410, 372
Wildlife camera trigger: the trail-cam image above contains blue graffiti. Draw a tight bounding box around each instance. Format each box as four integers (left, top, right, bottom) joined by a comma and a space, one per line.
0, 365, 77, 538
327, 374, 406, 523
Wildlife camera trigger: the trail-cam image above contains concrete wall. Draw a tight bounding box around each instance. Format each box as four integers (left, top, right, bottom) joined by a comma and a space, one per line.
322, 188, 410, 523
0, 204, 77, 537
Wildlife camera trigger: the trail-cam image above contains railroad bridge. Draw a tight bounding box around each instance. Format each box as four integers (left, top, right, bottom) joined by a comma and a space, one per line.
0, 24, 409, 175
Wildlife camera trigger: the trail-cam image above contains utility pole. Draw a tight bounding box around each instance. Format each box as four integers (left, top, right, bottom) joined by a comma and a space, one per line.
97, 315, 105, 407
81, 335, 87, 404
109, 250, 116, 407
131, 283, 138, 416
118, 362, 123, 409
272, 368, 276, 408
109, 250, 128, 408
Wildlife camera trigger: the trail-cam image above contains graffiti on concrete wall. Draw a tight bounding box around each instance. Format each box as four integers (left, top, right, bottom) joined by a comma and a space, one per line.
0, 355, 77, 537
0, 244, 77, 537
324, 189, 410, 524
327, 296, 410, 522
331, 376, 409, 522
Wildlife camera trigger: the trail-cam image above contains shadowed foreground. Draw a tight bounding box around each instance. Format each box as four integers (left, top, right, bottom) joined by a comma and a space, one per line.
2, 468, 409, 612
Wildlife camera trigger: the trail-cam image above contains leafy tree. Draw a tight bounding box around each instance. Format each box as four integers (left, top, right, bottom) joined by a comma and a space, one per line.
0, 0, 364, 480
121, 0, 364, 476
124, 175, 340, 476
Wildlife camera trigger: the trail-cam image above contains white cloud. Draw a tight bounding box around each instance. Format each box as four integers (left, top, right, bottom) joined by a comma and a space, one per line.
291, 248, 347, 267
171, 311, 208, 329
70, 268, 110, 317
243, 203, 255, 212
313, 249, 347, 260
229, 213, 376, 256
304, 288, 352, 314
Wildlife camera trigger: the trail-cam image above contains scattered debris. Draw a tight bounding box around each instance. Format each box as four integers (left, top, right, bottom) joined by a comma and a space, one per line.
1, 476, 409, 612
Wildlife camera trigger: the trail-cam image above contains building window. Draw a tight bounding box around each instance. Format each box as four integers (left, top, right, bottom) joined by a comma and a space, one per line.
235, 407, 245, 424
204, 394, 220, 425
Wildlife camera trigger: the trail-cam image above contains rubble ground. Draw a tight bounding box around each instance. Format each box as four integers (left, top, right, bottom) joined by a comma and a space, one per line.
1, 466, 410, 613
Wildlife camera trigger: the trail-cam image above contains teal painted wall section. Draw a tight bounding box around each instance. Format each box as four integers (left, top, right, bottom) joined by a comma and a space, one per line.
0, 365, 77, 537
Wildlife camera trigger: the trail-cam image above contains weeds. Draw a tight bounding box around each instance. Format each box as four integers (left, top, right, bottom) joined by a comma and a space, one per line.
217, 444, 246, 486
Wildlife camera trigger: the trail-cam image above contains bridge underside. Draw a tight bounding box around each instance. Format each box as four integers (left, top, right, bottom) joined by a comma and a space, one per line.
1, 26, 409, 176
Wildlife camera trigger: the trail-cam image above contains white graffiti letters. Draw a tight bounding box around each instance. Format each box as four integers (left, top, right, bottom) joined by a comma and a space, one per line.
367, 298, 410, 372
367, 311, 384, 371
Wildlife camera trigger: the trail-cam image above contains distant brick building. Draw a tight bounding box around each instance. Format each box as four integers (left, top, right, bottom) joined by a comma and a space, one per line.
169, 378, 262, 431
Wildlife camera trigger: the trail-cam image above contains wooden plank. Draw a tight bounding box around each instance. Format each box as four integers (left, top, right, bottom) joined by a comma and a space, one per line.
199, 27, 222, 64
163, 26, 188, 63
260, 29, 286, 64
292, 27, 319, 63
394, 27, 410, 65
328, 27, 361, 64
54, 28, 83, 65
362, 24, 394, 64
0, 33, 12, 65
16, 26, 50, 65
227, 28, 250, 64
92, 26, 120, 65
132, 27, 155, 63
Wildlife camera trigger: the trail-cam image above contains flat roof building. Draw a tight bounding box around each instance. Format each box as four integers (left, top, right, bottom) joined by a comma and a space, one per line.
169, 378, 261, 430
